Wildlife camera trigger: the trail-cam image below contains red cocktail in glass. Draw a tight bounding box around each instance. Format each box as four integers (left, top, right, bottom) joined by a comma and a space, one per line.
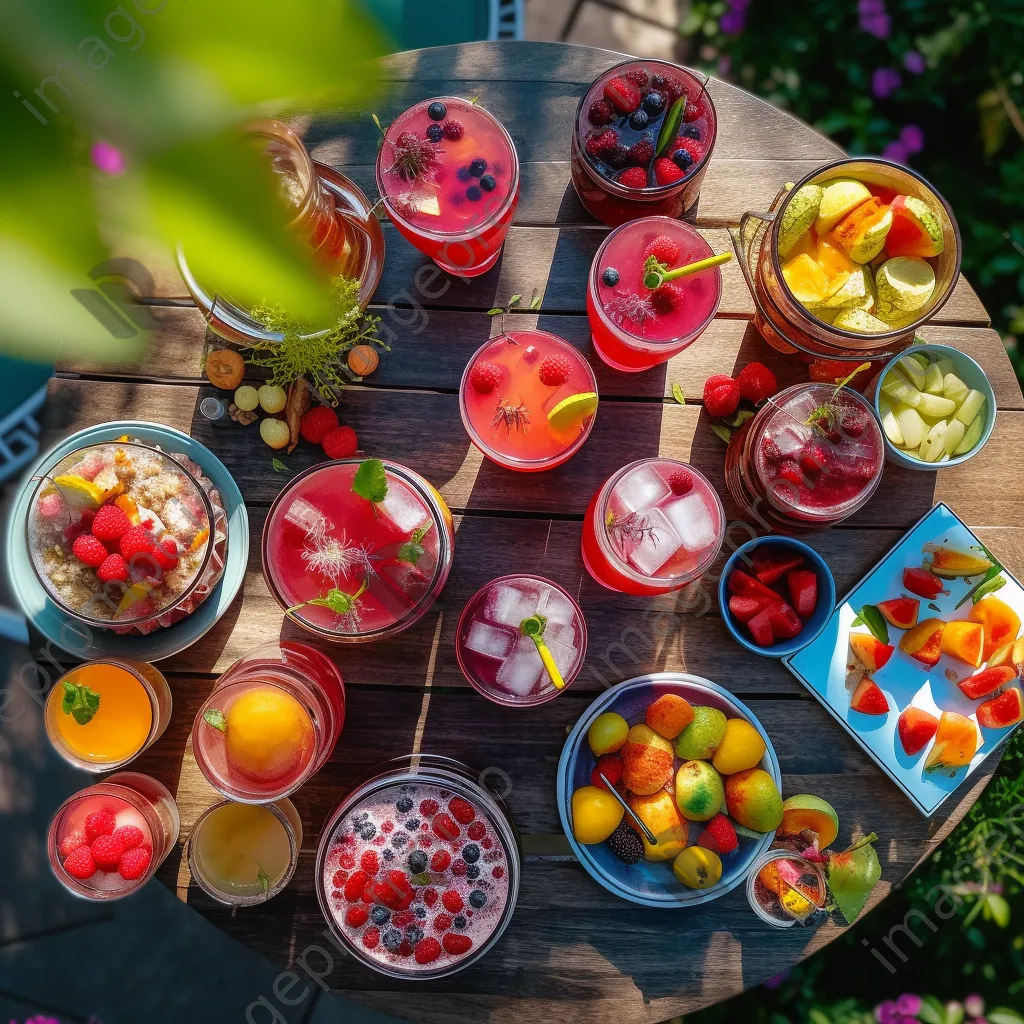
377, 97, 520, 277
588, 215, 722, 371
582, 459, 725, 595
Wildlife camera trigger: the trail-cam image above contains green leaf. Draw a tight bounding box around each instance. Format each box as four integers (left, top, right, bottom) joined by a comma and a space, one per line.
508, 294, 522, 308
711, 424, 732, 443
271, 458, 291, 475
61, 681, 101, 726
858, 604, 889, 644
352, 458, 388, 503
827, 834, 881, 924
850, 614, 864, 627
671, 383, 686, 405
730, 409, 755, 428
985, 891, 1011, 927
257, 866, 270, 898
529, 294, 543, 310
988, 1010, 1024, 1024
486, 307, 504, 316
955, 563, 1003, 608
203, 708, 227, 732
973, 574, 1007, 603
916, 996, 946, 1024
397, 521, 432, 566
657, 96, 686, 156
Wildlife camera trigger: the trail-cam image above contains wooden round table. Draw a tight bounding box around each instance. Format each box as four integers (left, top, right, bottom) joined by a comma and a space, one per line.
46, 40, 1024, 1024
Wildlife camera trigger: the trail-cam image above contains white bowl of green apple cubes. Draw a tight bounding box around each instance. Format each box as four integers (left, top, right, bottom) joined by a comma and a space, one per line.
874, 342, 994, 469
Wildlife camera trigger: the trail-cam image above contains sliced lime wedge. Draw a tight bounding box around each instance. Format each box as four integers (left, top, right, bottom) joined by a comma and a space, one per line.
547, 392, 598, 434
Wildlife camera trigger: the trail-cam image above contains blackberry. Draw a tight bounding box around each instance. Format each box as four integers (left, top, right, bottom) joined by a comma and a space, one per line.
602, 267, 620, 288
383, 848, 395, 862
462, 843, 480, 863
405, 925, 424, 945
408, 850, 428, 874
642, 91, 665, 115
404, 818, 420, 831
391, 833, 409, 848
606, 145, 629, 168
607, 824, 644, 865
426, 124, 444, 142
427, 102, 447, 121
629, 109, 649, 131
457, 166, 472, 182
468, 158, 487, 177
468, 889, 486, 909
382, 927, 403, 951
466, 864, 480, 880
453, 915, 468, 930
415, 906, 427, 919
359, 824, 377, 841
466, 185, 482, 201
672, 148, 693, 170
479, 174, 497, 192
651, 73, 667, 89
396, 797, 413, 813
370, 906, 391, 925
681, 124, 701, 140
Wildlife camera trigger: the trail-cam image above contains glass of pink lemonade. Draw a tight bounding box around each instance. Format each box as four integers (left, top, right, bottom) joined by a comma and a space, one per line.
460, 328, 598, 471
263, 458, 455, 641
376, 97, 520, 277
48, 771, 180, 901
456, 574, 587, 706
588, 216, 723, 371
193, 641, 345, 803
724, 383, 884, 532
581, 459, 725, 595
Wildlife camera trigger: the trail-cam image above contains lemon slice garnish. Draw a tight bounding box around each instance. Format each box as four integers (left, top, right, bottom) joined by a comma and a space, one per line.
51, 474, 104, 510
547, 392, 598, 434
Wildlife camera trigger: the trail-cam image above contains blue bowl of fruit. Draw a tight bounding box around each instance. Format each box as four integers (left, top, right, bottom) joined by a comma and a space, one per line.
556, 673, 781, 908
874, 342, 994, 470
719, 537, 836, 658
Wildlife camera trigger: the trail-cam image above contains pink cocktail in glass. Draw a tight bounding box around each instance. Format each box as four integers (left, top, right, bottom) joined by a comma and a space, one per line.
376, 96, 520, 277
460, 328, 598, 471
263, 459, 455, 641
581, 459, 725, 595
724, 383, 885, 532
193, 641, 345, 803
456, 574, 587, 706
48, 772, 180, 901
588, 215, 722, 371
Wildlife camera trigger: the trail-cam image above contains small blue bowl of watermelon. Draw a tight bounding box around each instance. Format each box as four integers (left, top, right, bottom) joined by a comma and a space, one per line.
718, 537, 835, 658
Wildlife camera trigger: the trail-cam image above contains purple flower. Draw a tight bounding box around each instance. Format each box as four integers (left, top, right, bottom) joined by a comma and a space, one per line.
862, 12, 892, 38
896, 995, 922, 1015
872, 67, 902, 98
899, 124, 925, 153
881, 140, 908, 163
858, 0, 885, 12
90, 140, 125, 175
875, 1001, 900, 1024
964, 995, 985, 1017
720, 9, 746, 35
903, 50, 926, 74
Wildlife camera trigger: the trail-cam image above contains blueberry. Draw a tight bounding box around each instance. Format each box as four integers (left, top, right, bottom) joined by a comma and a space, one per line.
469, 889, 486, 909
391, 832, 408, 848
602, 267, 620, 288
359, 823, 377, 840
414, 906, 427, 919
462, 844, 480, 863
453, 915, 468, 930
466, 864, 481, 880
405, 925, 424, 945
370, 906, 391, 925
408, 850, 428, 874
404, 818, 420, 831
396, 796, 413, 813
382, 927, 403, 951
466, 185, 482, 201
383, 848, 395, 861
426, 124, 444, 142
642, 91, 665, 115
629, 109, 649, 131
681, 124, 702, 140
479, 174, 497, 192
456, 166, 472, 182
427, 102, 447, 121
672, 148, 694, 169
651, 73, 667, 89
469, 158, 487, 177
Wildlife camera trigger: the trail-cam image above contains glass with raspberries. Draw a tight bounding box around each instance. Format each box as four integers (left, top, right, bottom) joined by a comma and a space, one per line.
316, 755, 521, 979
48, 772, 181, 901
572, 59, 717, 227
376, 97, 520, 277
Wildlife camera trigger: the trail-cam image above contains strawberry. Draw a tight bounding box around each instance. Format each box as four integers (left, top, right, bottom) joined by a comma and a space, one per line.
72, 533, 109, 568
760, 438, 782, 465
117, 845, 152, 881
90, 833, 125, 869
430, 850, 452, 872
433, 912, 453, 932
361, 927, 380, 949
112, 825, 144, 851
360, 849, 380, 875
624, 68, 649, 88
442, 933, 473, 956
652, 157, 685, 186
441, 890, 464, 913
448, 798, 476, 825
96, 553, 129, 584
617, 166, 648, 189
736, 362, 778, 404
63, 846, 97, 880
374, 870, 414, 909
152, 538, 180, 572
299, 406, 339, 444
651, 283, 684, 314
590, 753, 623, 790
587, 98, 615, 126
59, 829, 88, 859
91, 503, 130, 543
696, 813, 739, 855
469, 361, 503, 394
414, 937, 443, 964
538, 354, 572, 387
343, 869, 370, 903
419, 798, 440, 817
642, 236, 681, 266
345, 905, 369, 927
84, 810, 116, 841
702, 374, 741, 418
628, 139, 654, 165
668, 470, 693, 495
603, 76, 641, 114
322, 425, 358, 460
467, 821, 486, 841
119, 525, 155, 564
777, 461, 804, 486
442, 120, 464, 141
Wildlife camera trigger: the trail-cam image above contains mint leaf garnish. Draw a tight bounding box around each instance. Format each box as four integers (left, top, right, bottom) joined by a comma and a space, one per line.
61, 681, 101, 726
203, 708, 227, 732
397, 522, 432, 566
671, 383, 686, 405
352, 459, 388, 503
257, 866, 270, 898
289, 580, 369, 618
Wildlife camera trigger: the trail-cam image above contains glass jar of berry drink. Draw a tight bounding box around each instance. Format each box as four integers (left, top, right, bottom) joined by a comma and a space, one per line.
724, 383, 885, 532
572, 59, 717, 227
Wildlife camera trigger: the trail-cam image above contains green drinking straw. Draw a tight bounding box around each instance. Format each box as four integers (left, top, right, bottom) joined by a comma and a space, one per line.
643, 251, 733, 290
519, 614, 565, 689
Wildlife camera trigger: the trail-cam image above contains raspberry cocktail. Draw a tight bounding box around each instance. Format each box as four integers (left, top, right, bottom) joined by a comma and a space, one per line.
724, 383, 885, 532
377, 97, 519, 277
456, 574, 587, 706
460, 329, 598, 471
571, 59, 716, 227
581, 459, 725, 595
263, 458, 455, 640
45, 660, 172, 772
588, 216, 723, 371
193, 642, 345, 803
48, 772, 180, 901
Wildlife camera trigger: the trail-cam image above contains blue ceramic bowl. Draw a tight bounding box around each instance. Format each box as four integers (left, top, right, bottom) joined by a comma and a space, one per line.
718, 536, 836, 659
873, 343, 995, 470
556, 673, 780, 908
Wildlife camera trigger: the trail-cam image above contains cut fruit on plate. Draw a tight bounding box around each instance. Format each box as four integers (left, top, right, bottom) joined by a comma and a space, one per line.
939, 620, 985, 668
547, 392, 598, 434
850, 677, 889, 715
897, 707, 939, 757
877, 597, 920, 630
849, 633, 894, 673
977, 687, 1024, 729
898, 617, 945, 668
925, 546, 994, 579
924, 711, 978, 772
967, 596, 1020, 662
957, 664, 1016, 700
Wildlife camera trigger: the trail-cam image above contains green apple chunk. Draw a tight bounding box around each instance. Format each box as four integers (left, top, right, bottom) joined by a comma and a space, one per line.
894, 402, 926, 449
942, 419, 966, 456
942, 372, 970, 406
878, 396, 904, 446
915, 392, 957, 419
880, 371, 922, 409
897, 355, 926, 390
955, 389, 986, 427
954, 416, 983, 455
918, 420, 947, 462
923, 362, 944, 394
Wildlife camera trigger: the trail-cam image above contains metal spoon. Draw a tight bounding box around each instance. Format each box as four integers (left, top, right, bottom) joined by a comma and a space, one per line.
598, 773, 657, 846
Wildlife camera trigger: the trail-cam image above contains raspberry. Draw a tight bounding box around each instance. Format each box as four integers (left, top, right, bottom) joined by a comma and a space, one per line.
299, 406, 339, 444
91, 504, 130, 543
589, 128, 618, 156
628, 139, 654, 165
84, 810, 116, 841
703, 374, 741, 418
448, 798, 475, 825
345, 905, 369, 927
343, 869, 370, 902
538, 354, 572, 387
414, 937, 442, 964
441, 890, 464, 913
696, 813, 739, 856
59, 829, 88, 859
430, 850, 452, 872
683, 96, 702, 122
736, 362, 778, 404
339, 852, 356, 869
432, 813, 460, 841
63, 846, 97, 880
643, 235, 681, 266
603, 76, 641, 114
90, 833, 125, 869
777, 461, 804, 486
433, 912, 453, 932
839, 408, 869, 438
442, 120, 464, 141
322, 425, 358, 460
653, 157, 685, 186
760, 438, 782, 465
800, 442, 831, 480
422, 886, 438, 907
590, 753, 623, 790
467, 821, 486, 841
451, 859, 467, 876
72, 533, 108, 568
360, 850, 380, 875
381, 820, 394, 833
617, 166, 648, 189
651, 284, 684, 314
118, 845, 152, 881
624, 68, 649, 89
587, 98, 615, 125
419, 798, 439, 817
152, 538, 180, 572
119, 525, 155, 564
660, 75, 685, 102
362, 927, 380, 949
672, 137, 703, 164
112, 825, 144, 851
492, 866, 505, 879
469, 361, 503, 394
332, 869, 350, 887
442, 933, 473, 956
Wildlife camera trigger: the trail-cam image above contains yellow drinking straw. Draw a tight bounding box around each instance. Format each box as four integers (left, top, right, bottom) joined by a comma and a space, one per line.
519, 614, 565, 689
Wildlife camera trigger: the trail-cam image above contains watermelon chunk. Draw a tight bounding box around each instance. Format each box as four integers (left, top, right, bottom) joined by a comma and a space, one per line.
767, 600, 803, 640
977, 688, 1024, 729
877, 596, 920, 630
728, 593, 775, 624
958, 665, 1016, 700
885, 195, 944, 259
787, 569, 818, 619
751, 547, 806, 586
746, 606, 776, 647
727, 568, 781, 603
897, 706, 939, 756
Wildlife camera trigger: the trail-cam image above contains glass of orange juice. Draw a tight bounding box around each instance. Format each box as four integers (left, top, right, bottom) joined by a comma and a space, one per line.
45, 660, 172, 772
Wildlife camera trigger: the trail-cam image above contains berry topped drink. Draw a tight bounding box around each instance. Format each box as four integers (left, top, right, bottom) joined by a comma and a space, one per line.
376, 97, 520, 276
724, 383, 885, 531
263, 458, 455, 640
571, 59, 717, 227
582, 459, 725, 595
456, 575, 588, 705
588, 216, 723, 371
460, 329, 598, 471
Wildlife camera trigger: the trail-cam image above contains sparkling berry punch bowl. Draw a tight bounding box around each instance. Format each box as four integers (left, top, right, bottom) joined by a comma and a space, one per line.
377, 97, 520, 277
572, 58, 716, 227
